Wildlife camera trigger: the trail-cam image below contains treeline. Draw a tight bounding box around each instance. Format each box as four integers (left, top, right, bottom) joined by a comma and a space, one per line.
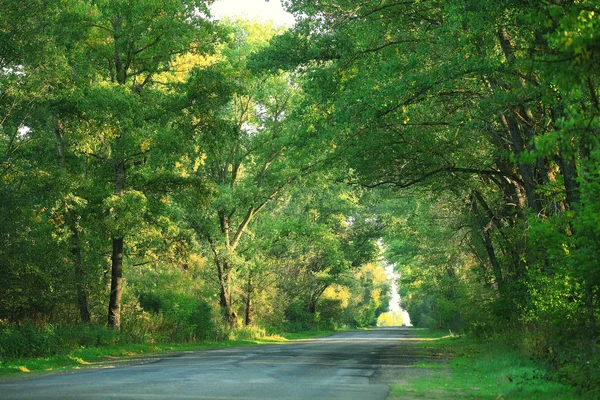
249, 0, 599, 394
0, 0, 389, 358
2, 0, 600, 393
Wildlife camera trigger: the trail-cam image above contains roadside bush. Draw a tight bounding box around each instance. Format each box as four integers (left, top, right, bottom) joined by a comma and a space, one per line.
549, 345, 600, 397
59, 324, 120, 347
135, 291, 217, 341
284, 302, 314, 332
230, 325, 267, 340
316, 298, 343, 330
349, 297, 383, 328
0, 323, 57, 359
0, 323, 119, 360
120, 304, 163, 344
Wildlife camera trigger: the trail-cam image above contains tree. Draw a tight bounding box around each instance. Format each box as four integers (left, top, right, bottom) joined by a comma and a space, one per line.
182, 19, 311, 327
256, 0, 599, 388
74, 0, 218, 329
1, 0, 224, 327
0, 0, 97, 323
253, 178, 381, 329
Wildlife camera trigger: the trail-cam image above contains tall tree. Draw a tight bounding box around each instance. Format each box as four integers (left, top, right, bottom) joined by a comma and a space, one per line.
77, 0, 217, 329
0, 0, 96, 323
255, 0, 600, 382
184, 20, 308, 327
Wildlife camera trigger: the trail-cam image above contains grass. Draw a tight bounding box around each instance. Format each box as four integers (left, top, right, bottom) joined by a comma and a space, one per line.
278, 330, 339, 340
389, 330, 591, 400
0, 330, 334, 378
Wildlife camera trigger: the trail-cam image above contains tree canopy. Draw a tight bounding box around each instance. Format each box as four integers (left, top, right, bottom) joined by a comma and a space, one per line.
1, 0, 599, 393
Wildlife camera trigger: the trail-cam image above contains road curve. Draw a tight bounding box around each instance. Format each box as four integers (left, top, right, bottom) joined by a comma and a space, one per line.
1, 327, 438, 400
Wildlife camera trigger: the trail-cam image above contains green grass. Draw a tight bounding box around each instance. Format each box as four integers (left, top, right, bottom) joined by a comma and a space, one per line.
412, 361, 446, 370
411, 328, 454, 339
277, 330, 336, 340
0, 330, 334, 378
389, 331, 590, 400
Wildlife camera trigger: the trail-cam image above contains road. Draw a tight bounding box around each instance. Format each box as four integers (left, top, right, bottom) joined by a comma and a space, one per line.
1, 327, 442, 400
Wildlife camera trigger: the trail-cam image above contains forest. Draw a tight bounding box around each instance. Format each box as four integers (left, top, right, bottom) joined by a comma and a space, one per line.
1, 0, 599, 393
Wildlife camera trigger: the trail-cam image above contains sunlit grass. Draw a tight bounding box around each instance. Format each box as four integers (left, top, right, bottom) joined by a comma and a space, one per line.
0, 330, 334, 378
278, 330, 336, 341
389, 330, 590, 400
412, 361, 446, 369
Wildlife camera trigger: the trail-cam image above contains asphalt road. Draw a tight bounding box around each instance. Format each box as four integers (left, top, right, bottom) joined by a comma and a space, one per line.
1, 327, 440, 400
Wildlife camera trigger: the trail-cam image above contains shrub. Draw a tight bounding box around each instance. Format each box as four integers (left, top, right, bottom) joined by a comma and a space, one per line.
284, 302, 315, 332
0, 323, 119, 360
135, 291, 217, 342
315, 298, 343, 330
230, 325, 267, 340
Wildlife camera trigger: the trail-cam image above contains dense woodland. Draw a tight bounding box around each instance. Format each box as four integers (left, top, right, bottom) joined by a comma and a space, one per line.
1, 0, 599, 392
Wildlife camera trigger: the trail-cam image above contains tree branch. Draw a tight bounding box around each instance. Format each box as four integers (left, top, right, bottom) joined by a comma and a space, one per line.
353, 166, 524, 189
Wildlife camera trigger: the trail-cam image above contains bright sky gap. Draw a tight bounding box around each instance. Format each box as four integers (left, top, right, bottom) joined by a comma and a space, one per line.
209, 0, 295, 26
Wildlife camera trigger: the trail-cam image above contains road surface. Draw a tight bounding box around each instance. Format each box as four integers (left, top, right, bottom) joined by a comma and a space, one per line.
1, 327, 443, 400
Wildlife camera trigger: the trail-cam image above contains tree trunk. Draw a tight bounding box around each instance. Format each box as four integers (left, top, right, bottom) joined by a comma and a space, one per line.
307, 297, 317, 314
498, 113, 541, 213
471, 192, 505, 292
483, 229, 503, 291
217, 259, 237, 328
244, 273, 253, 326
219, 284, 237, 328
108, 158, 125, 329
54, 116, 91, 323
108, 237, 123, 329
106, 18, 128, 330
70, 214, 90, 323
557, 152, 580, 211
308, 285, 328, 314
495, 27, 542, 214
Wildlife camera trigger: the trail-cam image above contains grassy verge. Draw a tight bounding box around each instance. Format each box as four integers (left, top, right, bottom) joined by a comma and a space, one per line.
389, 330, 590, 400
270, 330, 337, 341
0, 330, 334, 378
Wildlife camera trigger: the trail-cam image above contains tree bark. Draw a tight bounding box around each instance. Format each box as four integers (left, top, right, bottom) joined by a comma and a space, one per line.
105, 14, 128, 330
244, 273, 253, 326
217, 259, 237, 328
557, 152, 580, 211
495, 27, 542, 214
70, 214, 90, 323
308, 297, 317, 314
108, 158, 125, 329
108, 237, 123, 329
498, 113, 541, 214
308, 285, 328, 314
55, 116, 91, 323
471, 192, 504, 292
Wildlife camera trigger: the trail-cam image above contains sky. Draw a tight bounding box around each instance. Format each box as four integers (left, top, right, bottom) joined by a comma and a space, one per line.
210, 0, 295, 27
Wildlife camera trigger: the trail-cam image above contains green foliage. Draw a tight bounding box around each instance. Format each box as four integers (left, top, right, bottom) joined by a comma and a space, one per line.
136, 291, 216, 342
4, 0, 599, 393
390, 332, 588, 400
377, 311, 405, 327
0, 323, 119, 360
256, 0, 600, 393
284, 302, 315, 332
0, 1, 392, 382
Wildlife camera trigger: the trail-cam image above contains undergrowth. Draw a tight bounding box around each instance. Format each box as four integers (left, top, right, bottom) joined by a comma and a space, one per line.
0, 323, 333, 377
389, 331, 593, 400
